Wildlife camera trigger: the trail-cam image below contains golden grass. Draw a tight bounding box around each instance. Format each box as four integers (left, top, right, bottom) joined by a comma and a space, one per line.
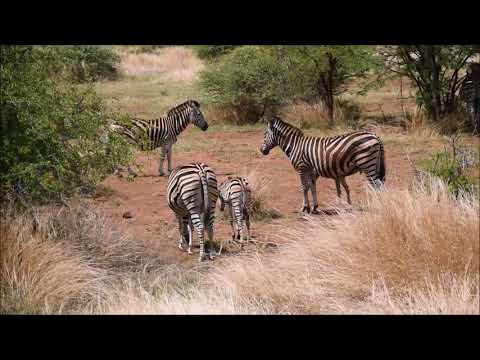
117, 46, 204, 83
96, 177, 479, 314
238, 166, 282, 221
3, 178, 478, 314
280, 100, 360, 132
0, 201, 164, 314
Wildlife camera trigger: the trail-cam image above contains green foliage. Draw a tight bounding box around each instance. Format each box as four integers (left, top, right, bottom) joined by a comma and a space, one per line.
277, 45, 379, 98
199, 45, 378, 124
193, 45, 240, 60
419, 141, 478, 197
0, 45, 133, 204
34, 45, 120, 83
199, 46, 295, 123
379, 45, 478, 121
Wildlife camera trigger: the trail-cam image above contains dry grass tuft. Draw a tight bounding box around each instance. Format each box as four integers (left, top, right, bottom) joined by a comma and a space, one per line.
238, 166, 282, 221
0, 201, 164, 314
117, 46, 204, 82
281, 100, 361, 131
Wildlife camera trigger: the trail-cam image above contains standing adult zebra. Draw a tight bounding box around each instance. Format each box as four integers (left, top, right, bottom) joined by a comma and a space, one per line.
167, 162, 219, 262
260, 116, 385, 214
110, 100, 209, 176
459, 63, 480, 135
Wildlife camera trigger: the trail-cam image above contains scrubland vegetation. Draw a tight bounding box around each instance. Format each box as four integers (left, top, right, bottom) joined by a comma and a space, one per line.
1, 45, 479, 314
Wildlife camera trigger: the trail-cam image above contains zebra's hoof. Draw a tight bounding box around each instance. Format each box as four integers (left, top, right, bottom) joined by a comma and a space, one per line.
301, 206, 311, 213
311, 207, 320, 215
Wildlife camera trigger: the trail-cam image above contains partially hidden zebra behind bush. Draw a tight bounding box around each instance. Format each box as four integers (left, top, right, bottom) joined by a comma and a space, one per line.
260, 116, 385, 214
167, 163, 219, 262
459, 63, 480, 134
110, 100, 209, 176
219, 176, 251, 247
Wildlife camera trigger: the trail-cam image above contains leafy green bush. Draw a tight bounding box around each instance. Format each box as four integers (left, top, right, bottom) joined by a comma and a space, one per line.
193, 45, 240, 60
199, 46, 294, 123
0, 45, 132, 204
35, 45, 120, 83
419, 142, 478, 197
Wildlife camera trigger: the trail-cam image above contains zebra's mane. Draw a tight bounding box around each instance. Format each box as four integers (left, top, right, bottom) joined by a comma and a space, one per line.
167, 100, 200, 117
271, 117, 304, 138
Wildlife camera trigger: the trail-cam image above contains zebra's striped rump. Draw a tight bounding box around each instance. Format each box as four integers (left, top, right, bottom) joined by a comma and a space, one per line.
219, 176, 251, 245
167, 163, 219, 262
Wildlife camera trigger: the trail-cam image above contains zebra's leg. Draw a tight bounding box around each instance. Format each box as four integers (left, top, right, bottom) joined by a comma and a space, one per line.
206, 224, 215, 260
228, 204, 236, 241
166, 144, 173, 175
158, 146, 167, 176
310, 178, 320, 214
340, 177, 352, 205
300, 174, 311, 213
335, 178, 342, 199
187, 221, 194, 255
177, 215, 187, 251
245, 210, 251, 242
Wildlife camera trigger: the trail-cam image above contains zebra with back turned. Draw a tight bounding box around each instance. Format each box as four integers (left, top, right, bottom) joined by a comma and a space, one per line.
110, 100, 208, 176
167, 162, 219, 262
219, 176, 251, 247
459, 63, 480, 134
260, 116, 385, 214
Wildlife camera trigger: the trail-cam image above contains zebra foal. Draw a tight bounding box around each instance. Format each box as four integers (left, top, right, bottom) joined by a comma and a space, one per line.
260, 116, 386, 214
167, 163, 219, 262
219, 176, 251, 247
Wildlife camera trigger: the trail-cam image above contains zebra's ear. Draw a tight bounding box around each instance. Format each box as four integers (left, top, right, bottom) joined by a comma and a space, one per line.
192, 100, 200, 108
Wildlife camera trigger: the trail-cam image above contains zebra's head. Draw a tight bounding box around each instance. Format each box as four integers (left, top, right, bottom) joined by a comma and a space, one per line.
186, 100, 208, 131
260, 117, 278, 155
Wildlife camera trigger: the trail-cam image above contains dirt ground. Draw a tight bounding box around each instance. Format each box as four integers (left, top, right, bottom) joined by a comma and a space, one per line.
88, 128, 430, 267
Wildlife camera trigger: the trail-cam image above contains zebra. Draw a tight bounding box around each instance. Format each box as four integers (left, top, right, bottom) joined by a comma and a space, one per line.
109, 100, 209, 176
167, 162, 219, 262
459, 63, 480, 134
260, 116, 385, 214
219, 176, 251, 247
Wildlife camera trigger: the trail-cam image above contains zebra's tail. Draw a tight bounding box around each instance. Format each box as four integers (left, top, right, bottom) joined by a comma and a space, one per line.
376, 139, 386, 187
198, 166, 210, 223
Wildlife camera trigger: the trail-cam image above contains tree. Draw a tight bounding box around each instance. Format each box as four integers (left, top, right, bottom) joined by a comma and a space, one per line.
199, 46, 294, 123
0, 45, 131, 204
275, 45, 378, 123
379, 45, 479, 121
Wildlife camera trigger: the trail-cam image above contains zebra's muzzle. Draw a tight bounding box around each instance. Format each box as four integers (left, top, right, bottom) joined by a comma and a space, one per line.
201, 124, 209, 131
260, 147, 269, 155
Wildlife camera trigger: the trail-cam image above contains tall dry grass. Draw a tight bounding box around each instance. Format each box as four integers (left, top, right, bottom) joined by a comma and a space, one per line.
238, 166, 282, 221
3, 177, 478, 314
117, 46, 204, 82
0, 201, 165, 314
280, 100, 361, 131
97, 177, 479, 314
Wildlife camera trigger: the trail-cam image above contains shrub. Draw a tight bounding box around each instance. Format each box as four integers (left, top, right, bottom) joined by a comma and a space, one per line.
418, 137, 478, 197
0, 45, 132, 204
35, 45, 121, 83
193, 45, 240, 60
199, 46, 294, 123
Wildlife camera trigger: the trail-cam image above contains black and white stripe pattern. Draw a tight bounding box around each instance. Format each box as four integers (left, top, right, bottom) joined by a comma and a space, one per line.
167, 163, 219, 262
110, 100, 209, 176
459, 63, 480, 134
219, 176, 251, 246
260, 116, 386, 213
